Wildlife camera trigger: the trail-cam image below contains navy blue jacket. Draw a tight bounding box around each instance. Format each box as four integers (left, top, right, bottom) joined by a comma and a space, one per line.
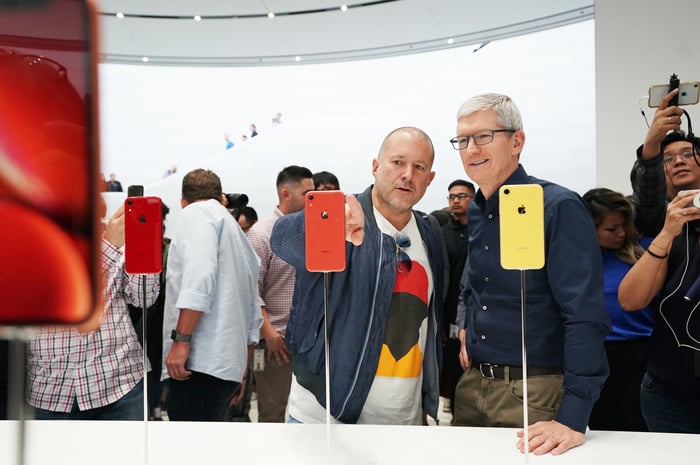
270, 186, 447, 423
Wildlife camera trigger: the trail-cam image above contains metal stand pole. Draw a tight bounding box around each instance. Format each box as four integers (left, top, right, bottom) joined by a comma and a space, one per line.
520, 269, 529, 462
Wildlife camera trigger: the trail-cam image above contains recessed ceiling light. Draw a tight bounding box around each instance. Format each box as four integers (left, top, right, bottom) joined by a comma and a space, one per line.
268, 12, 275, 18
116, 12, 124, 19
340, 5, 348, 11
194, 15, 201, 21
295, 56, 301, 62
141, 56, 149, 63
447, 38, 454, 44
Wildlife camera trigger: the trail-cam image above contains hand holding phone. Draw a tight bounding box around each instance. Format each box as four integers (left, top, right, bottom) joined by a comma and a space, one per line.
305, 191, 346, 272
648, 80, 699, 107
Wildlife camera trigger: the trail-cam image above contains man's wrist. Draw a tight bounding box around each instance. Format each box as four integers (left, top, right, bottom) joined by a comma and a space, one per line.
171, 329, 192, 342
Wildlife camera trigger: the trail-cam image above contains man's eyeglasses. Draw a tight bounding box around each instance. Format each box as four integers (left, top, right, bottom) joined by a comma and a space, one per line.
662, 151, 696, 166
395, 234, 412, 273
450, 129, 515, 150
447, 193, 473, 201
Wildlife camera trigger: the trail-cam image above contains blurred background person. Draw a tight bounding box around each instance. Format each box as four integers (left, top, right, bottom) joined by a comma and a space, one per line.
312, 171, 340, 191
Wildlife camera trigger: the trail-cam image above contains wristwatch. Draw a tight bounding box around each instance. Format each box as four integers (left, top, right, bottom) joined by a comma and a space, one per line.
170, 329, 192, 342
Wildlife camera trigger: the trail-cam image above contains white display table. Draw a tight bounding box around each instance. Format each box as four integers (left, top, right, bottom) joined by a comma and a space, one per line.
1, 421, 698, 465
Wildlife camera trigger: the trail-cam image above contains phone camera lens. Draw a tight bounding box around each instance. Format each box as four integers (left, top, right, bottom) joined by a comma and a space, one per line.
504, 189, 510, 195
308, 194, 314, 201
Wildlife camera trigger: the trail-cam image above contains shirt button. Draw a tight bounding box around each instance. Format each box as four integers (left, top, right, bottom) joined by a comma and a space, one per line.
484, 245, 489, 251
480, 335, 486, 340
482, 305, 487, 311
485, 276, 490, 282
488, 214, 493, 219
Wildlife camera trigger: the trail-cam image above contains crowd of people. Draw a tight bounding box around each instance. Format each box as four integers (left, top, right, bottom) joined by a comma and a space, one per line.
3, 91, 700, 456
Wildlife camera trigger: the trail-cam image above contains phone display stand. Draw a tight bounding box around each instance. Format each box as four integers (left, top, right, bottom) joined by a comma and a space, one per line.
498, 184, 546, 460
2, 326, 34, 465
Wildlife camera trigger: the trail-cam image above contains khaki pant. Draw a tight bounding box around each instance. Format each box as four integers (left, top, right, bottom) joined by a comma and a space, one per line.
453, 365, 564, 427
254, 339, 292, 423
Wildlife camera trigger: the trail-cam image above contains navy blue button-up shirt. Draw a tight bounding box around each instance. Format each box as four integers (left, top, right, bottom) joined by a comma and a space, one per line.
457, 165, 610, 433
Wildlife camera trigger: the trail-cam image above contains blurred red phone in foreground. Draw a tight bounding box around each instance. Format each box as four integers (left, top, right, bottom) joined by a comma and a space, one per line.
0, 0, 100, 324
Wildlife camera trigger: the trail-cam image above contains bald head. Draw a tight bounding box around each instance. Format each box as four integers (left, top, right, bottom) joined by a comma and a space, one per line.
378, 127, 435, 166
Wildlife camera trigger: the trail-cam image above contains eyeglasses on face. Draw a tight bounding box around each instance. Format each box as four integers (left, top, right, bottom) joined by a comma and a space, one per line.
447, 193, 473, 201
395, 234, 412, 273
662, 151, 696, 166
450, 129, 515, 150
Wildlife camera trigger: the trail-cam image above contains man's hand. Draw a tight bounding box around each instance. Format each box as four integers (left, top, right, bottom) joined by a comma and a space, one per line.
516, 420, 584, 456
458, 328, 470, 370
264, 331, 290, 366
642, 88, 683, 160
166, 341, 192, 380
345, 194, 364, 246
229, 375, 248, 406
103, 204, 125, 248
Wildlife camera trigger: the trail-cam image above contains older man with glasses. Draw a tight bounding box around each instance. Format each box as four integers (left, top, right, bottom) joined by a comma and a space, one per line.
450, 93, 610, 456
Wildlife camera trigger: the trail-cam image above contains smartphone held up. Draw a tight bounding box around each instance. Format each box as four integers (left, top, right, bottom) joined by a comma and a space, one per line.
648, 74, 700, 108
0, 0, 100, 324
305, 191, 346, 272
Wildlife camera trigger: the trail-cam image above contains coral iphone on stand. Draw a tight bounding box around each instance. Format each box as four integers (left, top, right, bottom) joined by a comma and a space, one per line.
305, 191, 346, 272
125, 196, 163, 274
499, 184, 545, 270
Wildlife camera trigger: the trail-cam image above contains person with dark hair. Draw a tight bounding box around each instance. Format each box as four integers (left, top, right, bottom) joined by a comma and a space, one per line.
246, 165, 314, 422
629, 88, 700, 236
312, 171, 340, 191
237, 206, 258, 234
270, 127, 447, 424
162, 168, 261, 421
583, 188, 654, 432
619, 88, 700, 434
439, 179, 475, 418
451, 93, 609, 455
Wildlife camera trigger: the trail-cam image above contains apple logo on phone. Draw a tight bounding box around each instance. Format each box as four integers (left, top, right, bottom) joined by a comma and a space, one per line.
517, 204, 526, 215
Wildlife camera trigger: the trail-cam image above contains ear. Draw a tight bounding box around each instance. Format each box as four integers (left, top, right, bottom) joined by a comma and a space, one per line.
428, 171, 436, 184
511, 130, 525, 158
371, 158, 379, 178
180, 198, 187, 209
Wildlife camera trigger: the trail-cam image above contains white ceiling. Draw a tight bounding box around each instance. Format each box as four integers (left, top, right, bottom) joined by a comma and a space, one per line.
97, 0, 594, 66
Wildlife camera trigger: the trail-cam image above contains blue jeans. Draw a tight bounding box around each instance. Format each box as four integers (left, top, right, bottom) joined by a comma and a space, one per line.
640, 372, 700, 433
34, 379, 144, 420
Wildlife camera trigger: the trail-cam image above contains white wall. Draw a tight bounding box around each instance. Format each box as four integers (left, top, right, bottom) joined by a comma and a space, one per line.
100, 21, 595, 236
595, 0, 700, 194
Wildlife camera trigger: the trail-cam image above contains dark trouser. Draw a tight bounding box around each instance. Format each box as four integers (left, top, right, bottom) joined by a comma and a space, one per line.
440, 337, 463, 415
589, 338, 648, 431
34, 379, 144, 421
167, 371, 239, 422
453, 365, 563, 427
640, 372, 700, 433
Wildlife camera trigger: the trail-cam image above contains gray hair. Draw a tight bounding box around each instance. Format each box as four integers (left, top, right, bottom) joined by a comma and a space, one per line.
456, 93, 523, 131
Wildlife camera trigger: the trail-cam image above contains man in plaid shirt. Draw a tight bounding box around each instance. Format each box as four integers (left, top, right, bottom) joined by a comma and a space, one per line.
26, 203, 159, 420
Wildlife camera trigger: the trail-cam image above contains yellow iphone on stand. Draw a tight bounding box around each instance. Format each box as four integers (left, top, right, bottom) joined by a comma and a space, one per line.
499, 184, 545, 270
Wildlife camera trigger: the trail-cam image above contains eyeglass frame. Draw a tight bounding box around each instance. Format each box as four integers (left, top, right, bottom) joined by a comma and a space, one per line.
447, 193, 473, 201
662, 151, 697, 166
449, 129, 515, 151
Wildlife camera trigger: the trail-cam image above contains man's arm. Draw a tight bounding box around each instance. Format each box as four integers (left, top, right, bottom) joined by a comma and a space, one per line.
523, 195, 610, 455
165, 308, 202, 380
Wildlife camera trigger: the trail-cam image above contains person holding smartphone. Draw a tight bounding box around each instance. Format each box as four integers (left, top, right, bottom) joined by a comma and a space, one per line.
620, 87, 700, 433
26, 203, 160, 420
450, 93, 610, 455
270, 127, 447, 425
